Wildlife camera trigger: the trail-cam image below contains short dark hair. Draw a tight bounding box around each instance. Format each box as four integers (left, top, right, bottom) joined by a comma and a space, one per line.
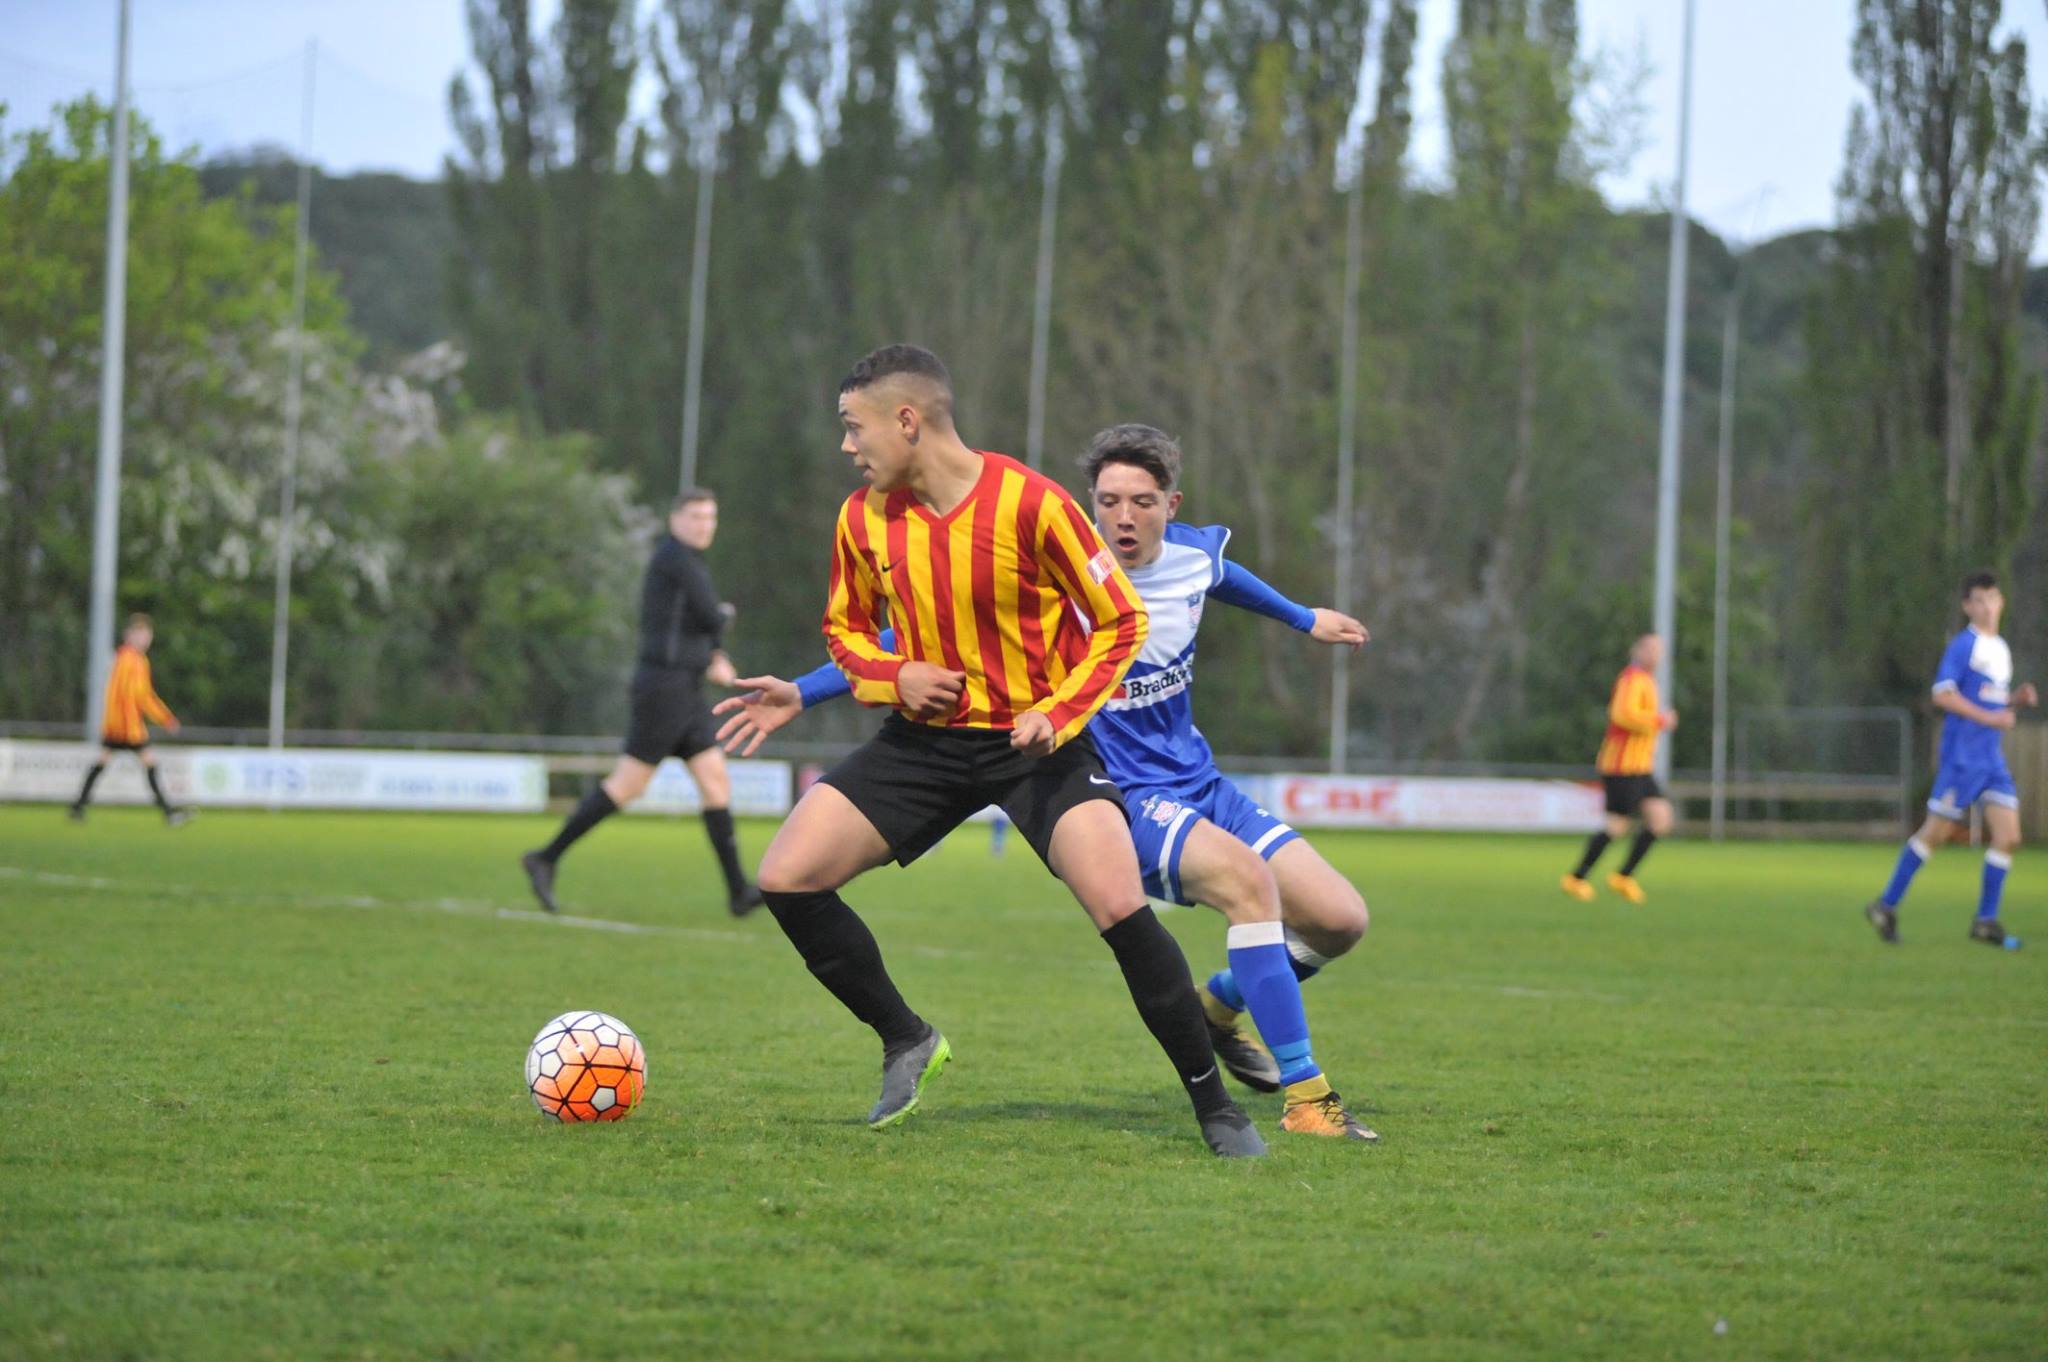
839, 344, 954, 423
1962, 570, 1999, 598
673, 488, 716, 512
1079, 423, 1182, 492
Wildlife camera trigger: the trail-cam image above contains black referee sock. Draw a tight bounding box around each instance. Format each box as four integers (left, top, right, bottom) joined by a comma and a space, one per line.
763, 889, 928, 1051
1100, 906, 1233, 1120
539, 787, 617, 863
1620, 829, 1658, 877
73, 762, 107, 810
702, 807, 747, 897
1572, 831, 1612, 879
143, 765, 172, 813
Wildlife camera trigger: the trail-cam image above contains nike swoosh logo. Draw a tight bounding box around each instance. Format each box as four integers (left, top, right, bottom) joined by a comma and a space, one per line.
1088, 775, 1116, 787
1185, 1065, 1216, 1085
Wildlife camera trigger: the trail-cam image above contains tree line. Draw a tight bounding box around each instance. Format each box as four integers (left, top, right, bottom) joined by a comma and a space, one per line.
3, 0, 2043, 777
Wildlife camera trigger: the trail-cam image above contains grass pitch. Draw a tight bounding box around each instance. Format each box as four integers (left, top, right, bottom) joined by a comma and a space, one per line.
1, 805, 2042, 1360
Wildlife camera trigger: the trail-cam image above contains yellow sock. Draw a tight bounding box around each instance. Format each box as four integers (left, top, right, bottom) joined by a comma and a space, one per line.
1197, 985, 1240, 1030
1283, 1074, 1332, 1106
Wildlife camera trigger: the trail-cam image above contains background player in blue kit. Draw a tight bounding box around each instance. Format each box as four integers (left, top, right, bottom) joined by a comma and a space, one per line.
1867, 572, 2038, 948
717, 424, 1382, 1142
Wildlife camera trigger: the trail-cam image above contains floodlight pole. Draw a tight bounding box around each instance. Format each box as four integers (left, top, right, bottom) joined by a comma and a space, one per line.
1330, 157, 1364, 774
1709, 278, 1739, 841
1650, 0, 1696, 787
85, 0, 133, 742
268, 40, 316, 751
1025, 109, 1063, 470
678, 93, 718, 493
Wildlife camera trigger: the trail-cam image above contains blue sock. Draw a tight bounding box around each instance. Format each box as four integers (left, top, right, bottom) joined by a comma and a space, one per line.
1205, 967, 1244, 1012
1225, 922, 1319, 1086
1881, 837, 1931, 908
1979, 850, 2011, 920
1210, 929, 1332, 1005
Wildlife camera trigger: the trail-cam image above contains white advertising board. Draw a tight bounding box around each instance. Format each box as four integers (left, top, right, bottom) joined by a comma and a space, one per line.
626, 758, 792, 817
0, 741, 546, 813
1264, 774, 1604, 833
0, 740, 194, 806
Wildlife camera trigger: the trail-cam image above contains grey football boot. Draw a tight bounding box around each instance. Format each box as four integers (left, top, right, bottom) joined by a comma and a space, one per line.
868, 1028, 952, 1128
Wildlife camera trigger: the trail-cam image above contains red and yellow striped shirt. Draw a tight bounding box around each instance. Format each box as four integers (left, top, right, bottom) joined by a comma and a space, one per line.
101, 644, 176, 745
824, 451, 1148, 748
1596, 664, 1663, 775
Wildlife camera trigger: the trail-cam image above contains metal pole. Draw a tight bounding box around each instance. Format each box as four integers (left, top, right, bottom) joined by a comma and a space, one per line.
1709, 279, 1738, 841
1025, 109, 1063, 470
678, 96, 717, 492
268, 39, 316, 751
1330, 158, 1364, 774
85, 0, 133, 742
1650, 0, 1696, 786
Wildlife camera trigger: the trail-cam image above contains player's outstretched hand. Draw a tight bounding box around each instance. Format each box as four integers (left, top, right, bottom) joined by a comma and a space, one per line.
1009, 710, 1056, 757
712, 676, 801, 757
705, 651, 740, 688
899, 661, 967, 720
2014, 682, 2039, 709
1309, 608, 1369, 649
1662, 710, 1679, 731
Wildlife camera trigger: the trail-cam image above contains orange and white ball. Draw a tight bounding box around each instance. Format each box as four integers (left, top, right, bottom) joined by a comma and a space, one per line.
526, 1011, 646, 1122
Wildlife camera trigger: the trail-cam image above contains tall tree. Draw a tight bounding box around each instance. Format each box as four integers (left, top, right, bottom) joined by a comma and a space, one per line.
1436, 0, 1601, 753
1814, 0, 2045, 697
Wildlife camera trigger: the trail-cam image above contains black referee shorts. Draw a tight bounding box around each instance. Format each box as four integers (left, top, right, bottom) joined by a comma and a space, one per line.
1602, 774, 1663, 818
821, 715, 1125, 869
622, 667, 720, 765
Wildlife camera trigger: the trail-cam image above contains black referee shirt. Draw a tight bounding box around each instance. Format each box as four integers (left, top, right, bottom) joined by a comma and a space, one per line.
637, 534, 725, 675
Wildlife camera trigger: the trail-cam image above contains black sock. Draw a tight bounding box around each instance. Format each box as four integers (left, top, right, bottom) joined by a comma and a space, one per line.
1620, 829, 1658, 876
702, 807, 747, 897
1100, 906, 1232, 1120
763, 889, 928, 1051
73, 762, 107, 810
1572, 831, 1612, 879
539, 787, 617, 863
144, 765, 172, 813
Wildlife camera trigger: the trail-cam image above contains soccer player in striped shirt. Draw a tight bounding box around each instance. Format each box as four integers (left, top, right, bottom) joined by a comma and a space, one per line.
1562, 635, 1676, 904
746, 345, 1264, 1156
69, 614, 191, 826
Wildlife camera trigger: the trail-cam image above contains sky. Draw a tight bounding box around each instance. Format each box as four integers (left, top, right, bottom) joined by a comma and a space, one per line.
4, 0, 2047, 254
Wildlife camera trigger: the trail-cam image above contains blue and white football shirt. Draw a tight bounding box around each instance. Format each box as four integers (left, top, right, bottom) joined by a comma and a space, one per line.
1932, 626, 2013, 771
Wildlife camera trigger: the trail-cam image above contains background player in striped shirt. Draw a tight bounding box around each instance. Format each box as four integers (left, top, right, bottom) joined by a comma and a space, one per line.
1866, 571, 2037, 949
69, 613, 191, 826
743, 344, 1264, 1156
1562, 634, 1676, 904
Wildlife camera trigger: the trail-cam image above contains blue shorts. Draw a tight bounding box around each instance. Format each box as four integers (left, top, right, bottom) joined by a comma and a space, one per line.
1126, 774, 1301, 907
1927, 759, 2019, 820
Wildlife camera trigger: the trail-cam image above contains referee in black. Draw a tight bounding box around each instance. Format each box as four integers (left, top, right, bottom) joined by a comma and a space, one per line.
521, 489, 763, 916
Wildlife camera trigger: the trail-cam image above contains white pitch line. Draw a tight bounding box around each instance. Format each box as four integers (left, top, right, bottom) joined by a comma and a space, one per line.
0, 864, 976, 957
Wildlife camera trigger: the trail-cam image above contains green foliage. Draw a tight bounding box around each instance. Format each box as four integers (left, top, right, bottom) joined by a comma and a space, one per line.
329, 422, 646, 735
0, 99, 349, 725
3, 810, 2044, 1359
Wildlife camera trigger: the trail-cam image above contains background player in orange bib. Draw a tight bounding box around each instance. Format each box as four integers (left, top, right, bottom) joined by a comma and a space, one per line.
70, 613, 191, 826
1563, 633, 1676, 903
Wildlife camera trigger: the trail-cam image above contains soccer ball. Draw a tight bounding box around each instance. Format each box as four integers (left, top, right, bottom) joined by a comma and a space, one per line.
525, 1010, 646, 1123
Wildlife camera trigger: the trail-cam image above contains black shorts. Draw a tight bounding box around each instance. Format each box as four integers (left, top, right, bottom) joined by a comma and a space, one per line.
1603, 774, 1663, 817
821, 715, 1125, 868
100, 739, 148, 754
622, 668, 719, 765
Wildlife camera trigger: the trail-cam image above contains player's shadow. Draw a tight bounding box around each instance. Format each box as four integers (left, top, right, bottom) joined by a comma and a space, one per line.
925, 1099, 1189, 1132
